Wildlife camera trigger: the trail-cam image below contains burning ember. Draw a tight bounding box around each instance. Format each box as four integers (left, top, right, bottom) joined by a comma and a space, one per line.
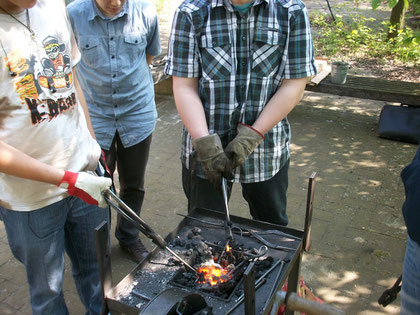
197, 262, 231, 286
169, 227, 275, 300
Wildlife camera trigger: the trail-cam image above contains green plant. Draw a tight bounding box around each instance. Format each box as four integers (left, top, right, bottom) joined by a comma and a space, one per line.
310, 12, 420, 64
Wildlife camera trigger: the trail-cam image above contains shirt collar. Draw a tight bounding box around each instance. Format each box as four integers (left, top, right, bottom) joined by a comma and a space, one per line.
88, 0, 128, 21
212, 0, 268, 12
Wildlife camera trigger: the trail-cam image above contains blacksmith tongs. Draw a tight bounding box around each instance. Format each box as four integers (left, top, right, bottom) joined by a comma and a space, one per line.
92, 165, 197, 274
103, 189, 197, 274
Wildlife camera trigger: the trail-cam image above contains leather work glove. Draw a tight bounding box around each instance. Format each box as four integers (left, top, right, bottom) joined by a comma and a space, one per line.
192, 134, 233, 187
225, 124, 264, 168
58, 171, 112, 208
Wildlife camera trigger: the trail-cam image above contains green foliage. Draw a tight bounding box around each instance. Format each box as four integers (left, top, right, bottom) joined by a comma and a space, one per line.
408, 0, 420, 14
310, 13, 420, 64
371, 0, 409, 10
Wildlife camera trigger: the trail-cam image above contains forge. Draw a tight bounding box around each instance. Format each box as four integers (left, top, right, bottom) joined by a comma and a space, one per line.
95, 174, 316, 315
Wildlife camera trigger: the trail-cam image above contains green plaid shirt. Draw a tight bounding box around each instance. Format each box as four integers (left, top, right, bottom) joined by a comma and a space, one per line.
165, 0, 316, 183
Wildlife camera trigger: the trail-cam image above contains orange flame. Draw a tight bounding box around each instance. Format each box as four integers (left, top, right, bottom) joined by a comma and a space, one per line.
226, 244, 231, 252
197, 262, 231, 286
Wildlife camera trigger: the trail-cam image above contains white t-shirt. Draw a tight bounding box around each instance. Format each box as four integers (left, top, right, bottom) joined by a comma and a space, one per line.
0, 0, 100, 211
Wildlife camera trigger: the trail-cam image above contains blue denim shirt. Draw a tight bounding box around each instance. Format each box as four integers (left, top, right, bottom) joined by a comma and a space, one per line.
67, 0, 161, 149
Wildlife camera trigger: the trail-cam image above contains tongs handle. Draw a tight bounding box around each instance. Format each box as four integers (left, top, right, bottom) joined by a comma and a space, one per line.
221, 177, 233, 240
104, 189, 168, 250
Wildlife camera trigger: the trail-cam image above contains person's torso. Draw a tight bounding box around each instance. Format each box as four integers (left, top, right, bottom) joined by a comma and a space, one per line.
173, 0, 312, 182
0, 0, 100, 211
67, 0, 161, 149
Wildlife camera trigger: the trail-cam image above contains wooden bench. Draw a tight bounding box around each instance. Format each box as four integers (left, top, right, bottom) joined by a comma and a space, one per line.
305, 74, 420, 106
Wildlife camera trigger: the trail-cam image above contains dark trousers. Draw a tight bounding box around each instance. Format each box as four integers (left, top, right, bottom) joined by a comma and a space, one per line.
103, 132, 152, 245
182, 160, 289, 226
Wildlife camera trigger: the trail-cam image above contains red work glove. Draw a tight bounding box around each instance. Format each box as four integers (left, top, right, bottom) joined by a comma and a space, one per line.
58, 171, 112, 208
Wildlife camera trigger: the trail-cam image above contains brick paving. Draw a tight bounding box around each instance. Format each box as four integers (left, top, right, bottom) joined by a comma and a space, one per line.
0, 1, 412, 314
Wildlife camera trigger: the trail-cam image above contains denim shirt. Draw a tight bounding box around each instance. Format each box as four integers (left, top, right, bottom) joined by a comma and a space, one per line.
67, 0, 161, 149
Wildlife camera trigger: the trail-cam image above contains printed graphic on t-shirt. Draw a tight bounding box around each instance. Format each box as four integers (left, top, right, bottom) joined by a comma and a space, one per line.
5, 35, 76, 125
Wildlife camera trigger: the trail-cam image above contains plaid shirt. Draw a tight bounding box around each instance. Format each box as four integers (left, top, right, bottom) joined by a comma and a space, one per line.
165, 0, 316, 183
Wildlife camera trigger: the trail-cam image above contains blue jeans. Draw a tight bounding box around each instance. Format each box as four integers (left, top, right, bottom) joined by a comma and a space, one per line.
0, 197, 108, 315
401, 236, 420, 315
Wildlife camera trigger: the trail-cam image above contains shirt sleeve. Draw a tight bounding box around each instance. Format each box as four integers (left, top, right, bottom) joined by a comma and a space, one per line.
62, 2, 81, 67
284, 6, 317, 79
146, 6, 162, 57
164, 8, 201, 78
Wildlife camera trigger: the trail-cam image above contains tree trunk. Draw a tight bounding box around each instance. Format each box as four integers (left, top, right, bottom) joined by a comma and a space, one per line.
388, 0, 407, 39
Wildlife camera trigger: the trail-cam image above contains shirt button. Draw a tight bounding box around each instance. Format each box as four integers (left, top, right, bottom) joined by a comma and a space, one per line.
242, 36, 246, 41
114, 105, 117, 108
111, 55, 115, 59
113, 91, 116, 94
110, 37, 114, 40
85, 44, 89, 48
115, 118, 118, 121
113, 74, 116, 78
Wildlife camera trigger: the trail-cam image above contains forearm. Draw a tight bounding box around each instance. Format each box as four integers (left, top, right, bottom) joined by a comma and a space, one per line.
0, 141, 64, 185
146, 53, 154, 65
252, 77, 309, 134
172, 76, 209, 139
74, 69, 96, 139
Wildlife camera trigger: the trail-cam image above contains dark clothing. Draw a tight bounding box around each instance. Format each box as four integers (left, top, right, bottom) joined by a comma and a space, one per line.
182, 159, 289, 226
103, 132, 152, 245
401, 146, 420, 247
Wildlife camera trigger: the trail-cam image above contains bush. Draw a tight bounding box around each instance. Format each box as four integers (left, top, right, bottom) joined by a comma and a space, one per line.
310, 12, 420, 64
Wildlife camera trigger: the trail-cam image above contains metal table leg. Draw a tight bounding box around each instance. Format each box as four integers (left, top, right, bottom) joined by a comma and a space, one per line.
95, 220, 112, 315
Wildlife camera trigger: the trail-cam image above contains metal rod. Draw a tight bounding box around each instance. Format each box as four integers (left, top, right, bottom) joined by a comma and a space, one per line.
131, 290, 151, 301
262, 260, 286, 313
225, 278, 267, 314
164, 246, 197, 275
221, 178, 232, 227
255, 258, 282, 287
104, 189, 198, 275
226, 259, 283, 314
176, 213, 224, 227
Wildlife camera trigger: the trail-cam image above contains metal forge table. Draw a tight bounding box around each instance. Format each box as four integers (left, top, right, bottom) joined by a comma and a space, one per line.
95, 173, 316, 315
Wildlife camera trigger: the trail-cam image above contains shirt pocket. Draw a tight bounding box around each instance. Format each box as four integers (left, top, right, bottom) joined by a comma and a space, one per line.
252, 28, 285, 77
79, 36, 100, 68
199, 34, 232, 81
123, 33, 147, 61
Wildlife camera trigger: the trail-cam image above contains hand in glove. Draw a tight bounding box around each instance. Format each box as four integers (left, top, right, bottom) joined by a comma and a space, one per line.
58, 171, 112, 208
225, 124, 264, 168
192, 134, 233, 187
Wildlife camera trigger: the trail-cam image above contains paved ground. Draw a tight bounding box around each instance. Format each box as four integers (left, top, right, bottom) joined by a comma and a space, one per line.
0, 1, 416, 314
1, 91, 415, 315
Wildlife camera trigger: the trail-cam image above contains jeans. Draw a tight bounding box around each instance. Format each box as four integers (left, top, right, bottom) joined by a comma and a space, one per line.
401, 235, 420, 315
0, 197, 108, 315
182, 159, 289, 226
103, 132, 152, 246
